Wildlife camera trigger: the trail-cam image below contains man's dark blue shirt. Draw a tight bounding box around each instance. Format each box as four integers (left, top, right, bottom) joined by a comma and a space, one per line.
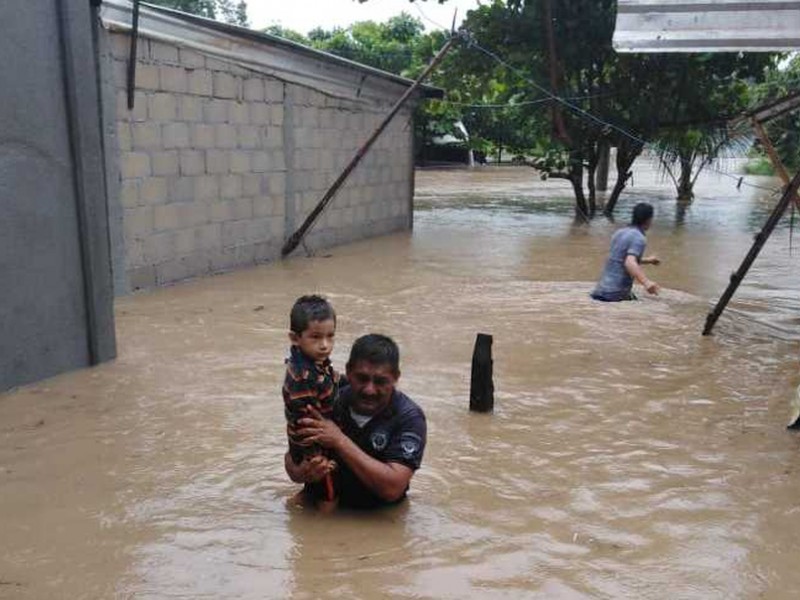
329, 386, 426, 509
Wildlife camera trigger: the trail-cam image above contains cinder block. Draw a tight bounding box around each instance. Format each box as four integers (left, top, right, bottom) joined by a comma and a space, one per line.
168, 176, 194, 202
194, 175, 220, 202
180, 96, 203, 122
191, 124, 216, 149
196, 223, 222, 250
131, 123, 161, 150
229, 151, 250, 174
128, 266, 157, 291
151, 151, 180, 176
237, 126, 260, 149
163, 123, 190, 149
220, 174, 243, 199
253, 196, 272, 217
179, 48, 206, 68
270, 104, 284, 126
209, 201, 234, 223
159, 65, 188, 94
265, 126, 283, 149
117, 122, 132, 152
149, 93, 178, 121
154, 203, 181, 231
272, 195, 286, 217
123, 206, 153, 239
250, 103, 269, 125
140, 177, 169, 205
213, 72, 237, 99
251, 151, 269, 173
150, 41, 180, 64
229, 101, 249, 125
188, 70, 213, 96
203, 99, 229, 123
180, 150, 205, 176
242, 174, 262, 197
221, 220, 249, 247
215, 124, 237, 148
206, 150, 230, 174
244, 78, 264, 101
270, 150, 286, 171
265, 81, 284, 103
118, 176, 140, 209
232, 197, 254, 220
135, 64, 160, 90
174, 227, 197, 256
121, 152, 151, 178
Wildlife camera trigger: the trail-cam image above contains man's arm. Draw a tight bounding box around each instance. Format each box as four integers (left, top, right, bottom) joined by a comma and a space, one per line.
624, 254, 659, 295
296, 409, 414, 502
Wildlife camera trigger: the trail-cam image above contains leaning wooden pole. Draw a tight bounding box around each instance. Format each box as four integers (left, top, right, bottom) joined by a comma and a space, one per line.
703, 168, 800, 336
281, 35, 458, 257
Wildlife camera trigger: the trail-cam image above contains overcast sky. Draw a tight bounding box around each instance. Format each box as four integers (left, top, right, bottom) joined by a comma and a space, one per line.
247, 0, 482, 34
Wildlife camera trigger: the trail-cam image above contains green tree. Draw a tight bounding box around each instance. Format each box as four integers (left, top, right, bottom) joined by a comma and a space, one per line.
146, 0, 249, 26
753, 56, 800, 173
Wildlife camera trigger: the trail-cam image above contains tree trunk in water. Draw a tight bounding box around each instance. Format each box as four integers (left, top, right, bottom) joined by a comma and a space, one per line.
677, 153, 695, 202
604, 142, 643, 217
586, 145, 599, 217
569, 154, 589, 220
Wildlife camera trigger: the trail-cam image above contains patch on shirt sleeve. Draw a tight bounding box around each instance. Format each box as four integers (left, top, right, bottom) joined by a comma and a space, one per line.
399, 432, 423, 460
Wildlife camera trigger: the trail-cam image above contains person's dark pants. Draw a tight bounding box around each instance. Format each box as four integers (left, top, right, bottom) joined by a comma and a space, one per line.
590, 290, 637, 302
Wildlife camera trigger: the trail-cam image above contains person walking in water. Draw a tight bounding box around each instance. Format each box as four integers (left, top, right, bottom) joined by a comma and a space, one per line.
591, 202, 661, 302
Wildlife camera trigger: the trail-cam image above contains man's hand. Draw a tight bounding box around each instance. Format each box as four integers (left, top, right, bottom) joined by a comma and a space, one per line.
644, 279, 660, 295
296, 405, 347, 451
642, 255, 661, 266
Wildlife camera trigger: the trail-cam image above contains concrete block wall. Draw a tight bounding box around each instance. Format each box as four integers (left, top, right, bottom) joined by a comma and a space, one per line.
104, 31, 414, 292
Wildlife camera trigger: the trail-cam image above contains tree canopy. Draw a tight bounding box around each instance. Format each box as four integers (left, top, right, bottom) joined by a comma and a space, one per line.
146, 0, 249, 27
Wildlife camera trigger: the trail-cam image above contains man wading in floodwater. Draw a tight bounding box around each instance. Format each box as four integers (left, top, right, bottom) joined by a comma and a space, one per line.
591, 202, 661, 302
285, 334, 427, 509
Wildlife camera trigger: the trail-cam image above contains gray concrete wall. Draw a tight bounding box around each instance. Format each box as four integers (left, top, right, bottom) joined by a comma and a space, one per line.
0, 0, 116, 392
103, 31, 415, 293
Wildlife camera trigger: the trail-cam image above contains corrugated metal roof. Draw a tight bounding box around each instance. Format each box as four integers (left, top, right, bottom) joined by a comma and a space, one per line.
613, 0, 800, 52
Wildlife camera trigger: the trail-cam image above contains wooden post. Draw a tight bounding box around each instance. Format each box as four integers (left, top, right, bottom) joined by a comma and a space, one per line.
596, 143, 610, 192
751, 118, 800, 211
703, 168, 800, 335
281, 34, 458, 257
470, 334, 494, 413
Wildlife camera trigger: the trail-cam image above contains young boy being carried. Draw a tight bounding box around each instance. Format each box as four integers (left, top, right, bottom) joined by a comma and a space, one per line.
283, 295, 343, 507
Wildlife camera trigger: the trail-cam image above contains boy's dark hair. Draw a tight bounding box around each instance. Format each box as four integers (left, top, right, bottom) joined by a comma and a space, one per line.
347, 334, 400, 374
290, 295, 336, 334
631, 202, 654, 227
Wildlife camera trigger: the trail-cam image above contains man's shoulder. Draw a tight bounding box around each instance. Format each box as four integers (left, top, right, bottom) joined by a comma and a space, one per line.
392, 390, 426, 424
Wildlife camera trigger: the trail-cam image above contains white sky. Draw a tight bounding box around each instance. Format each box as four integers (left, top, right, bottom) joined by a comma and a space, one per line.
247, 0, 482, 34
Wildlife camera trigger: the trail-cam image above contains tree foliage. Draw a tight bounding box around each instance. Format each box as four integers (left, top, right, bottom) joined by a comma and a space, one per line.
146, 0, 249, 27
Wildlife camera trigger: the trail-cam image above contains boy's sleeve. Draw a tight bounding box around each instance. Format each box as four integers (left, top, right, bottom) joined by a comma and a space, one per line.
283, 363, 319, 421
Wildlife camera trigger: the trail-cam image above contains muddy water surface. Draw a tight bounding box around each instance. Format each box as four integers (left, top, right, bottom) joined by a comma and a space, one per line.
2, 164, 800, 599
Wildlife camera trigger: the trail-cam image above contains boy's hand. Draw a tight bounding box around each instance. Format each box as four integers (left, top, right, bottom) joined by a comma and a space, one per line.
295, 455, 333, 483
643, 255, 661, 266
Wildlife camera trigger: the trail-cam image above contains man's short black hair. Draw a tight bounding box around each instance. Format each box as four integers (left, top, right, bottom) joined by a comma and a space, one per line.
290, 295, 336, 334
347, 334, 400, 373
631, 202, 654, 227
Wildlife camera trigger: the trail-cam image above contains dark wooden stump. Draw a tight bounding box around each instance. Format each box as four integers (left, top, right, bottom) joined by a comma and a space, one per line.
470, 333, 494, 413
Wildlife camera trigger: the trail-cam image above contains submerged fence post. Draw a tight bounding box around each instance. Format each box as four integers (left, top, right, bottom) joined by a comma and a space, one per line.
470, 333, 494, 413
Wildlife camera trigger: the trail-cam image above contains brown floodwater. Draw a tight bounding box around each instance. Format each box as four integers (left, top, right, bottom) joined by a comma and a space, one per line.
2, 163, 800, 599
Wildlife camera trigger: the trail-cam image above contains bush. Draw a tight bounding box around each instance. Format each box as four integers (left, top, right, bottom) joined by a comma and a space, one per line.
744, 156, 776, 176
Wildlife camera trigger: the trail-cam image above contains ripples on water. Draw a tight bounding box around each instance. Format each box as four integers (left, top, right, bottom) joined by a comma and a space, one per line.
1, 163, 800, 599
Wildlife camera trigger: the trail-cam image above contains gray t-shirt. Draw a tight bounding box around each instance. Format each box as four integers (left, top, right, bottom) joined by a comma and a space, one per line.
592, 226, 647, 301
